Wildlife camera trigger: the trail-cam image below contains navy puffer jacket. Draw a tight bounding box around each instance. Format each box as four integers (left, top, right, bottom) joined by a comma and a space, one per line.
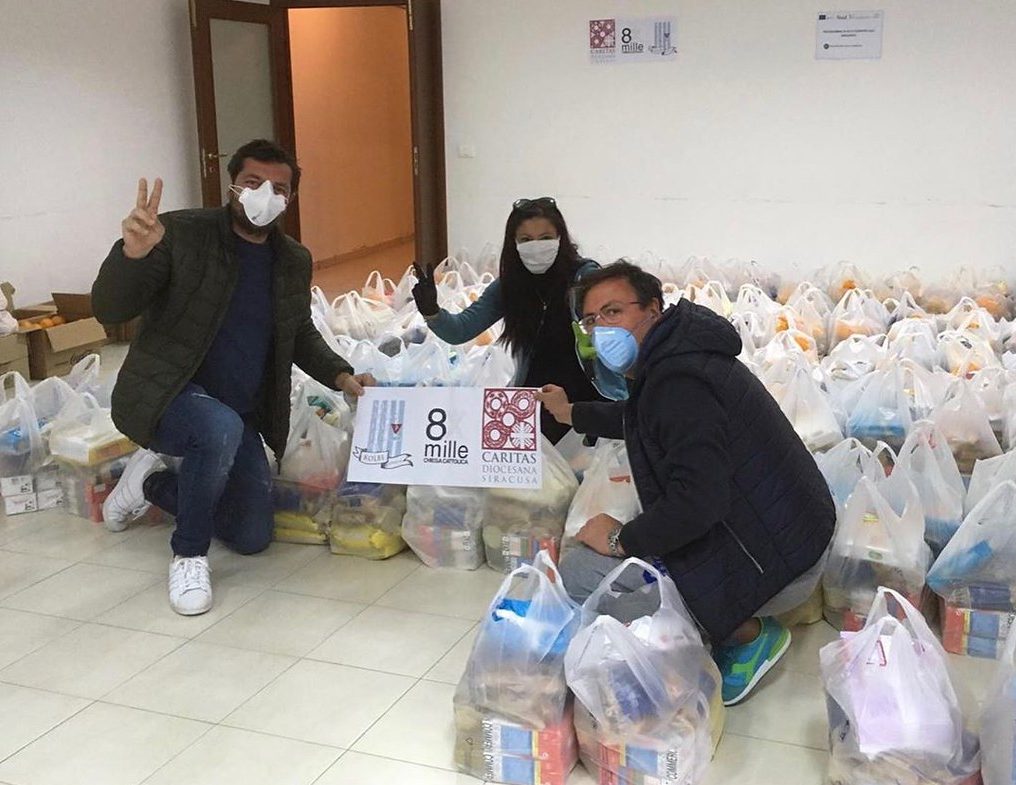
572, 299, 835, 642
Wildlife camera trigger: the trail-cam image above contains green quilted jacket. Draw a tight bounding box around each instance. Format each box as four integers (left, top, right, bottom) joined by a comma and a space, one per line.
92, 206, 353, 460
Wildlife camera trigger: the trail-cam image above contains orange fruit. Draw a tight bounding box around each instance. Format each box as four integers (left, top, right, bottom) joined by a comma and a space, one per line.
50, 315, 66, 326
38, 318, 54, 329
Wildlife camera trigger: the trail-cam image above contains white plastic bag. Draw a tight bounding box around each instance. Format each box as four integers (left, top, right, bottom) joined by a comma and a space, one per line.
822, 476, 931, 630
455, 551, 579, 728
563, 439, 642, 550
830, 288, 888, 351
772, 366, 842, 451
402, 484, 486, 569
897, 421, 966, 554
565, 559, 723, 785
939, 329, 1000, 376
362, 270, 396, 306
927, 480, 1016, 611
980, 629, 1016, 785
820, 588, 980, 784
483, 438, 578, 573
814, 437, 873, 510
965, 451, 1016, 516
279, 397, 350, 489
846, 365, 913, 450
931, 378, 1003, 476
0, 396, 45, 477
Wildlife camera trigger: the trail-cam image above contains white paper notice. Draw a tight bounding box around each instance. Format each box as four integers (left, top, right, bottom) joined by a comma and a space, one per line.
347, 387, 544, 489
816, 10, 884, 60
589, 16, 677, 64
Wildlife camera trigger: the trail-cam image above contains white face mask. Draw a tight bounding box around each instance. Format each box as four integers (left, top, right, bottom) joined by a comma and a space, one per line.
231, 179, 287, 227
516, 238, 560, 275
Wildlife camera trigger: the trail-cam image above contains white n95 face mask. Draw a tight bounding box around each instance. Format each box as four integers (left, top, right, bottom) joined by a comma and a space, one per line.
517, 238, 560, 274
231, 179, 287, 227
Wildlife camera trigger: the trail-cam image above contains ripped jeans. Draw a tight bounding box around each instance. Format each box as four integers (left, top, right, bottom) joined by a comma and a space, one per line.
144, 383, 274, 558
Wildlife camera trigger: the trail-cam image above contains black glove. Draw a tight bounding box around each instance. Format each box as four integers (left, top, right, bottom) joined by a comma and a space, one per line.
412, 261, 439, 317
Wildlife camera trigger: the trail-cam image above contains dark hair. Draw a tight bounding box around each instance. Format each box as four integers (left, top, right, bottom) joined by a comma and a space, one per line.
571, 260, 664, 315
498, 199, 582, 354
227, 139, 301, 193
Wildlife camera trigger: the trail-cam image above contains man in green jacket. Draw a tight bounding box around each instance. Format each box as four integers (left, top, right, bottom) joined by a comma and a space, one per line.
92, 139, 371, 616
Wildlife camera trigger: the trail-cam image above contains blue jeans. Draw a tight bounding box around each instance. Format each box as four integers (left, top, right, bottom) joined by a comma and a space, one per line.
144, 384, 273, 558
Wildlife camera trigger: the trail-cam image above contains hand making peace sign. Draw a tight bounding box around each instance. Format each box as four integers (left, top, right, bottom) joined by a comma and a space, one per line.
122, 177, 165, 260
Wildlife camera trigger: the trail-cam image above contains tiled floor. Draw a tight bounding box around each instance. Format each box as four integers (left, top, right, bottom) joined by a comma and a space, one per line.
0, 506, 998, 785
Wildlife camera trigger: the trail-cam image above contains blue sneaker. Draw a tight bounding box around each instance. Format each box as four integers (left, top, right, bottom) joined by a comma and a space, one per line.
714, 617, 791, 706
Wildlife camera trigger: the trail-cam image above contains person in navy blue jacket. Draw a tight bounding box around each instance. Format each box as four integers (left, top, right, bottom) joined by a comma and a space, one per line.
410, 198, 626, 443
538, 260, 835, 706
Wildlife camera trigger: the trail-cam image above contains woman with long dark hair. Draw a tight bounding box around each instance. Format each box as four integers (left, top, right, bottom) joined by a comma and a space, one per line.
411, 198, 626, 442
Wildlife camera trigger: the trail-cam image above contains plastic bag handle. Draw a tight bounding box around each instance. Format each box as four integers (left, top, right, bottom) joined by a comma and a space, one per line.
585, 556, 673, 613
488, 550, 574, 611
0, 371, 32, 404
864, 586, 945, 655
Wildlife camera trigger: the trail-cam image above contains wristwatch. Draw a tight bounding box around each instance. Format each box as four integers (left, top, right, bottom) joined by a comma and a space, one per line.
607, 524, 624, 557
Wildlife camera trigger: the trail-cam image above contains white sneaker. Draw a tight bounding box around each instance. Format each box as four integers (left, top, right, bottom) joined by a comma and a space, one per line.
102, 450, 165, 532
168, 555, 213, 616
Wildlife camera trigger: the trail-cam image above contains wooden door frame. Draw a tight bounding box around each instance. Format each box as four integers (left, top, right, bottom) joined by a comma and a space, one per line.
270, 0, 447, 266
190, 0, 302, 238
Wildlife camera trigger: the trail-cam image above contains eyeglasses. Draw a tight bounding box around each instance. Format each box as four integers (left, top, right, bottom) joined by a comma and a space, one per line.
513, 196, 557, 210
578, 301, 642, 334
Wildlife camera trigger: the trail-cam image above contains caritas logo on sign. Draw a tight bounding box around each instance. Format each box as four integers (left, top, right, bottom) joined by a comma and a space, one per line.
480, 388, 540, 484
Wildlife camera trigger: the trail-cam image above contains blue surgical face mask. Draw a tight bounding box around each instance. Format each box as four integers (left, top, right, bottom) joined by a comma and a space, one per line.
591, 313, 656, 374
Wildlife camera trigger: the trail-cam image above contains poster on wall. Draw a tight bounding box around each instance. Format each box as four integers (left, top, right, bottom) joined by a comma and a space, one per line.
589, 16, 677, 64
815, 10, 884, 60
347, 387, 544, 489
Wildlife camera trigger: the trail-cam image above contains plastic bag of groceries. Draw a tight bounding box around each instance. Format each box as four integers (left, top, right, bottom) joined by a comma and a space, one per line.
846, 365, 913, 451
0, 396, 45, 478
362, 269, 396, 306
483, 438, 578, 573
824, 261, 871, 303
563, 439, 642, 551
980, 628, 1016, 785
820, 588, 981, 785
886, 317, 940, 369
772, 366, 842, 451
565, 559, 724, 785
822, 476, 931, 631
896, 421, 966, 554
455, 551, 579, 728
830, 288, 889, 351
732, 283, 780, 320
402, 484, 486, 569
965, 451, 1016, 515
927, 480, 1016, 611
279, 395, 350, 490
969, 367, 1013, 450
931, 378, 1003, 477
884, 267, 924, 303
554, 428, 596, 482
329, 481, 407, 559
328, 290, 394, 341
730, 311, 771, 358
785, 284, 833, 353
757, 329, 819, 369
939, 329, 1000, 376
943, 298, 1003, 346
886, 290, 931, 324
684, 280, 731, 318
898, 358, 953, 423
814, 437, 873, 510
47, 392, 135, 467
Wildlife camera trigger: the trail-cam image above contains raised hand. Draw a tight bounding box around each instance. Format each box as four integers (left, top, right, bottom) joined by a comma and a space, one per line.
122, 178, 165, 260
411, 261, 439, 317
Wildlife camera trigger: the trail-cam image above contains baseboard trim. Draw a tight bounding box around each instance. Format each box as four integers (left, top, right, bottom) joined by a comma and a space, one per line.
313, 235, 415, 271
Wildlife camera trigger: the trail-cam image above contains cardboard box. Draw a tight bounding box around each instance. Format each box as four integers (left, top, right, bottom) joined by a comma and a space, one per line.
14, 293, 107, 380
3, 492, 38, 516
0, 283, 31, 377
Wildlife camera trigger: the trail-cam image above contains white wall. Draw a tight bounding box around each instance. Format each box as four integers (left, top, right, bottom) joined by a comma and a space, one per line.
0, 0, 200, 306
441, 0, 1016, 283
